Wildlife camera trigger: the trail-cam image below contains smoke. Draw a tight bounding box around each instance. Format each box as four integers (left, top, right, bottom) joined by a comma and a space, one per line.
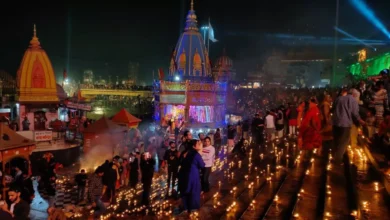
80, 144, 115, 172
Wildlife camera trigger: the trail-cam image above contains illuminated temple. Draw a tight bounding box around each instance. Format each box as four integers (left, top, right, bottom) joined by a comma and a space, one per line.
16, 25, 59, 131
155, 0, 227, 129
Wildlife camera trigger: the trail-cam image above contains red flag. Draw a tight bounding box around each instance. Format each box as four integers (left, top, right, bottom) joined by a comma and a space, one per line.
158, 68, 165, 80
63, 69, 67, 80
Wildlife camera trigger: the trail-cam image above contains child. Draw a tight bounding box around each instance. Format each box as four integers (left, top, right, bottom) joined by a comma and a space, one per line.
365, 108, 376, 141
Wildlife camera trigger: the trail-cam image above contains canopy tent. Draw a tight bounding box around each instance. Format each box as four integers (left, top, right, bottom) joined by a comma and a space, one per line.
111, 108, 142, 128
0, 123, 35, 198
83, 116, 127, 155
83, 115, 125, 134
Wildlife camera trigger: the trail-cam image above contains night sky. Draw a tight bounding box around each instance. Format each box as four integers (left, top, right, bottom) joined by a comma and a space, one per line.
1, 0, 390, 84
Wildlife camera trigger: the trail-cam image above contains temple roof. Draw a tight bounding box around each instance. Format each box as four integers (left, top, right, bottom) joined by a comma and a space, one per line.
16, 25, 59, 103
112, 108, 141, 127
83, 116, 126, 134
0, 123, 35, 151
169, 0, 212, 81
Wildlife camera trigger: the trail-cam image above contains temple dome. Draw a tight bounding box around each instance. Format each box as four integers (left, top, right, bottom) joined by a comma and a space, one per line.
212, 49, 236, 81
16, 25, 58, 103
169, 0, 212, 80
215, 52, 233, 68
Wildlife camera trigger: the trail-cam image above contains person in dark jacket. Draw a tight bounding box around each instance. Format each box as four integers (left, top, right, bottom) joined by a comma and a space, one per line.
21, 173, 34, 204
75, 169, 87, 203
164, 141, 179, 196
179, 130, 193, 155
251, 113, 264, 146
140, 152, 155, 206
102, 158, 119, 204
128, 152, 139, 188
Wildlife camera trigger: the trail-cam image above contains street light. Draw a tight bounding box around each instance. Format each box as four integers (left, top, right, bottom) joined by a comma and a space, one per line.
201, 26, 209, 44
174, 75, 180, 81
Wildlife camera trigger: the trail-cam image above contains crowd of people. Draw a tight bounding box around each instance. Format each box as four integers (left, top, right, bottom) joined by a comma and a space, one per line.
82, 129, 217, 218
51, 75, 390, 218
2, 74, 390, 219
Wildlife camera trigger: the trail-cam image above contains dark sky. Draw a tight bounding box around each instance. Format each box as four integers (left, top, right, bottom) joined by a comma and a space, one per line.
1, 0, 390, 84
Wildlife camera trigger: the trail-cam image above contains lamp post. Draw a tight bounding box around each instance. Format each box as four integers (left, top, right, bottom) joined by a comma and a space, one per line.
201, 26, 209, 44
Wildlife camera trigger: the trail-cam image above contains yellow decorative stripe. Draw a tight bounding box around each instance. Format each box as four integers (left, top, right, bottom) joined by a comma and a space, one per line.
17, 46, 59, 101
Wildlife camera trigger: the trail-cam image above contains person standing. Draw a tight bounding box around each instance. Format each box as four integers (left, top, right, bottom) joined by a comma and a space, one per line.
213, 128, 222, 157
265, 111, 276, 141
88, 167, 106, 217
251, 113, 264, 146
128, 152, 140, 189
179, 131, 193, 155
320, 94, 333, 151
158, 139, 169, 169
75, 169, 87, 204
298, 99, 322, 159
201, 137, 215, 193
333, 88, 365, 164
286, 103, 298, 136
140, 152, 155, 206
121, 159, 129, 187
103, 157, 119, 204
178, 139, 205, 214
227, 125, 236, 153
276, 107, 285, 138
164, 141, 179, 196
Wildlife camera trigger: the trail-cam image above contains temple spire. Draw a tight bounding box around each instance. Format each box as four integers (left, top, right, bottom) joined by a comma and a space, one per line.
33, 24, 37, 38
184, 0, 198, 32
30, 24, 41, 49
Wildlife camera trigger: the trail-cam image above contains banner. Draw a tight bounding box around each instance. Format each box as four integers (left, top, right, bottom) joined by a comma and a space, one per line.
34, 131, 52, 142
65, 101, 92, 111
160, 94, 186, 104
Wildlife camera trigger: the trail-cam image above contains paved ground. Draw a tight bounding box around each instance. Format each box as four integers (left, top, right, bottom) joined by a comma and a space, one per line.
29, 136, 390, 219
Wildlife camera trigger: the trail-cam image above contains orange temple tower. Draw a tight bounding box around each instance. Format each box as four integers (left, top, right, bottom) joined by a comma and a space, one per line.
16, 25, 59, 131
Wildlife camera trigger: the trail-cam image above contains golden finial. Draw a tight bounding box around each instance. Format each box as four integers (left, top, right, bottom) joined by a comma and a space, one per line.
33, 24, 37, 38
30, 24, 41, 48
191, 0, 194, 10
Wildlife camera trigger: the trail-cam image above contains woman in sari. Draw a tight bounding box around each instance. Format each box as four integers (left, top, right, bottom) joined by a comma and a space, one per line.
178, 139, 205, 214
298, 98, 322, 158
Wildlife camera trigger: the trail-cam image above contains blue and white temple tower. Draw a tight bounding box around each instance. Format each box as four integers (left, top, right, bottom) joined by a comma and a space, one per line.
169, 0, 212, 81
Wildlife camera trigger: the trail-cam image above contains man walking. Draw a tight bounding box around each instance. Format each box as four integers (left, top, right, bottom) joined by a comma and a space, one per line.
88, 167, 106, 217
333, 88, 365, 164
